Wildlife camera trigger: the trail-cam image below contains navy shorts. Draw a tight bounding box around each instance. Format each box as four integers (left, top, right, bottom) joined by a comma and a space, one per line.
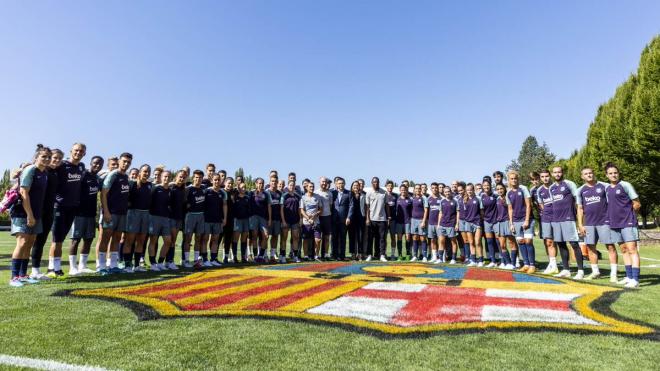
51, 204, 77, 243
319, 215, 332, 235
71, 216, 96, 240
302, 223, 321, 240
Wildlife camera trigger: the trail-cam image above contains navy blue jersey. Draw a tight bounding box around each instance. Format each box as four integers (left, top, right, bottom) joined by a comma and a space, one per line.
267, 189, 282, 221
169, 184, 186, 220
11, 165, 48, 219
150, 185, 171, 218
281, 192, 301, 225
42, 167, 58, 217
128, 181, 153, 210
186, 186, 206, 213
54, 160, 85, 207
224, 189, 236, 221
480, 192, 498, 224
77, 171, 100, 218
103, 170, 130, 215
204, 188, 227, 223
249, 191, 272, 219
233, 193, 251, 219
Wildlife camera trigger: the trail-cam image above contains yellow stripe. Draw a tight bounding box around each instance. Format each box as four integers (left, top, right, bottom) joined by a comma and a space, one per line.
175, 277, 289, 307
219, 279, 328, 310
138, 275, 254, 299
280, 281, 365, 312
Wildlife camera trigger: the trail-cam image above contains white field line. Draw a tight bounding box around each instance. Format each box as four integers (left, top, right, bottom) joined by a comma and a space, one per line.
0, 354, 113, 371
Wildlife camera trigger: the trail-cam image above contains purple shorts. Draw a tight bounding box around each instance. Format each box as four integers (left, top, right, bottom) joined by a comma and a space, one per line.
302, 223, 321, 240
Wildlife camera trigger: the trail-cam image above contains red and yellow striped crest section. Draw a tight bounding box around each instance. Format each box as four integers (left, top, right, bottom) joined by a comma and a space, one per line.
70, 263, 656, 337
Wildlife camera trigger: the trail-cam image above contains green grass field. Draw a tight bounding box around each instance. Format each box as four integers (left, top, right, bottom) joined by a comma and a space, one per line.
0, 231, 659, 371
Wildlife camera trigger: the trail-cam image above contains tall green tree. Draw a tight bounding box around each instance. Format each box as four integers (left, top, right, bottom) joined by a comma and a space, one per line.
507, 135, 557, 180
555, 36, 660, 226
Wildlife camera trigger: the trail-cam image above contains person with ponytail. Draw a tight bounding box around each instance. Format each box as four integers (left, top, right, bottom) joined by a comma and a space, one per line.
29, 147, 62, 280
9, 145, 51, 286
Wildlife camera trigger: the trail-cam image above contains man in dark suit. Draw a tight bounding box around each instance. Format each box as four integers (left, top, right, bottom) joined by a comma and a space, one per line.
331, 177, 351, 260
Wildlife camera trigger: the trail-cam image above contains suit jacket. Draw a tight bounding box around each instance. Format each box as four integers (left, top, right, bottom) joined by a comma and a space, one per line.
347, 193, 366, 221
331, 189, 351, 222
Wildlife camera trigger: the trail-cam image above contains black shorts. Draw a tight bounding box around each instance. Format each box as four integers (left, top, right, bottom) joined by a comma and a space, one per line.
51, 204, 78, 243
319, 215, 333, 235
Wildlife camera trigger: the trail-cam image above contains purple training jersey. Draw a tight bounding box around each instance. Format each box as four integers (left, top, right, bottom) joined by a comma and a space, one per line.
463, 196, 482, 225
536, 185, 553, 222
549, 180, 578, 222
411, 195, 428, 220
395, 196, 413, 224
505, 185, 530, 222
480, 192, 498, 224
427, 196, 441, 225
439, 197, 458, 227
577, 182, 608, 226
606, 181, 638, 229
495, 196, 508, 223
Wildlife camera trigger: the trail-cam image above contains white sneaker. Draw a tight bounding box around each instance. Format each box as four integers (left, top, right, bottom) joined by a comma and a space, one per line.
498, 263, 506, 269
365, 255, 372, 262
210, 260, 222, 267
133, 266, 147, 273
182, 261, 193, 268
430, 258, 437, 264
554, 270, 571, 278
422, 257, 428, 263
168, 262, 179, 270
610, 274, 618, 283
504, 264, 515, 270
467, 261, 477, 267
585, 272, 601, 280
624, 279, 639, 288
294, 257, 301, 263
515, 261, 521, 268
449, 259, 456, 265
68, 267, 80, 276
78, 266, 95, 274
486, 262, 496, 268
203, 261, 213, 268
433, 259, 441, 264
617, 277, 630, 285
410, 257, 418, 262
150, 264, 161, 272
124, 266, 134, 274
279, 256, 287, 264
572, 270, 585, 280
30, 272, 51, 280
380, 255, 388, 262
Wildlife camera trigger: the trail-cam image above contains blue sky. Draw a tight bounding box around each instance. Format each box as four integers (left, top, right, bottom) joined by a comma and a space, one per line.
1, 1, 658, 184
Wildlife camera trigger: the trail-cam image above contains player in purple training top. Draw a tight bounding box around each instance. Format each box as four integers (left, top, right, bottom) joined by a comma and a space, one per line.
576, 167, 617, 281
122, 164, 152, 273
459, 183, 484, 267
48, 143, 86, 278
604, 163, 642, 288
480, 181, 499, 268
506, 170, 535, 273
201, 173, 228, 267
99, 152, 133, 274
536, 169, 558, 275
495, 184, 515, 270
394, 184, 413, 261
68, 155, 103, 275
8, 145, 51, 287
267, 176, 283, 262
280, 181, 302, 263
249, 178, 272, 262
548, 166, 585, 280
183, 170, 206, 269
426, 183, 442, 263
409, 184, 428, 262
385, 180, 399, 260
438, 186, 459, 264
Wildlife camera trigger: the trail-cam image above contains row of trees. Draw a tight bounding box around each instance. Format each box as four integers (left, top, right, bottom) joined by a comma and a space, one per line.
508, 36, 659, 226
554, 35, 659, 226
